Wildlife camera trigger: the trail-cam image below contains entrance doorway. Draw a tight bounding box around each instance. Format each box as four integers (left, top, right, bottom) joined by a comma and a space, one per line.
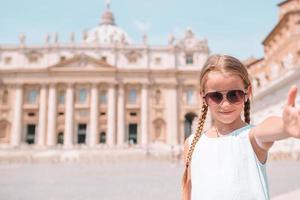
77, 124, 87, 144
128, 123, 137, 144
26, 124, 36, 144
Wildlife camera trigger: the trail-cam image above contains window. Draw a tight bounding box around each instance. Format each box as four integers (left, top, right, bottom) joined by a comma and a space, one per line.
186, 89, 194, 105
60, 56, 66, 62
155, 57, 161, 65
186, 54, 194, 65
155, 90, 161, 104
0, 121, 7, 139
128, 57, 137, 64
28, 112, 35, 117
26, 89, 38, 104
101, 56, 107, 62
99, 90, 107, 104
28, 55, 39, 63
130, 112, 137, 116
128, 89, 137, 104
2, 90, 8, 104
58, 91, 65, 105
4, 57, 12, 64
78, 88, 87, 103
78, 110, 88, 117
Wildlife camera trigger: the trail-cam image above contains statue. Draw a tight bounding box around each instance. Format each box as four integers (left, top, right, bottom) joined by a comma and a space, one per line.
70, 32, 75, 43
45, 33, 50, 44
143, 33, 148, 45
19, 33, 26, 44
82, 30, 88, 41
54, 32, 59, 43
168, 34, 175, 45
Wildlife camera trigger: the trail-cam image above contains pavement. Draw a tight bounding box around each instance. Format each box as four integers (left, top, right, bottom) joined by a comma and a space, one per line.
0, 159, 299, 200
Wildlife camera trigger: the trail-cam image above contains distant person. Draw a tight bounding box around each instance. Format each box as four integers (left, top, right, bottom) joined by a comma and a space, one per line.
182, 54, 300, 200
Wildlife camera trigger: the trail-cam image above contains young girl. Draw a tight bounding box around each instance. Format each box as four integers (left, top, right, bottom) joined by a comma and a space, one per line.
182, 54, 300, 200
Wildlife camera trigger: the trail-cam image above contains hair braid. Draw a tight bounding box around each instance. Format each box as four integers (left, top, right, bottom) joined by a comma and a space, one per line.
244, 99, 251, 124
182, 103, 208, 198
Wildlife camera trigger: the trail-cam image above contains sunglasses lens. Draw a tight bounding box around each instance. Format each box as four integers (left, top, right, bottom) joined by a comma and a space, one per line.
227, 90, 245, 104
205, 92, 223, 105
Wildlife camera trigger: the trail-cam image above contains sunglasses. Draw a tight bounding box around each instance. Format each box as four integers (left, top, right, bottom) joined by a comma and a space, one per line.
203, 90, 247, 106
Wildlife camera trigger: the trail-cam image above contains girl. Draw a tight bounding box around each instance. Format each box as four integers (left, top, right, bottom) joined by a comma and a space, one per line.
182, 54, 300, 200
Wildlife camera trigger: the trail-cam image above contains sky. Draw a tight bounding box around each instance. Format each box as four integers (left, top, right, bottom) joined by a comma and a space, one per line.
0, 0, 284, 60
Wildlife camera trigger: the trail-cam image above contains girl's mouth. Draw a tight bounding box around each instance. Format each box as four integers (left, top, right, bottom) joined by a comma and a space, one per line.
219, 111, 234, 115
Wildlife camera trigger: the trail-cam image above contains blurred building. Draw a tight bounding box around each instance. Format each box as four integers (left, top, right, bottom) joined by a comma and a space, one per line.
0, 2, 210, 149
0, 0, 299, 160
247, 0, 300, 157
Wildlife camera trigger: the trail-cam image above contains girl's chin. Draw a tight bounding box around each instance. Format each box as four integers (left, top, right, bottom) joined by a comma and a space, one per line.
215, 115, 238, 124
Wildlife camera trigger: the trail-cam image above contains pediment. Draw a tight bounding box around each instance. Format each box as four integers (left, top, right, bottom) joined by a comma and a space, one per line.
48, 54, 116, 71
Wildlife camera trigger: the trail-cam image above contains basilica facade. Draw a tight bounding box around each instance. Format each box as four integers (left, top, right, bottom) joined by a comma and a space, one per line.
0, 1, 299, 158
0, 3, 210, 149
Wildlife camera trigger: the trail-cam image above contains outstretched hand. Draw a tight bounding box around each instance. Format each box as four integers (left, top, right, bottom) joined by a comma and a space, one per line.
282, 85, 300, 138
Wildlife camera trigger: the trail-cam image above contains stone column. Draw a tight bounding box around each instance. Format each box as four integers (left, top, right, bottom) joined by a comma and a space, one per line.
37, 84, 47, 146
141, 84, 149, 147
107, 83, 116, 146
117, 83, 125, 146
47, 83, 57, 146
165, 84, 179, 145
64, 83, 74, 148
10, 84, 23, 146
89, 83, 98, 147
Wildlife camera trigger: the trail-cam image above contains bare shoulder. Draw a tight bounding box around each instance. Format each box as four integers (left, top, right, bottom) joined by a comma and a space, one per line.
249, 128, 272, 164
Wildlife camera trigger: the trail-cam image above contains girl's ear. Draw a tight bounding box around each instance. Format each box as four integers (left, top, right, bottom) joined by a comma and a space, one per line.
246, 85, 253, 100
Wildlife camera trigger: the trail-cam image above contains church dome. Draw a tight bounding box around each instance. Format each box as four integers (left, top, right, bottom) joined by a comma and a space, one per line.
85, 2, 131, 45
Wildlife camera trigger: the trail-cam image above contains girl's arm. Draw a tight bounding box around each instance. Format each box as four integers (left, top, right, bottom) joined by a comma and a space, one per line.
251, 85, 300, 151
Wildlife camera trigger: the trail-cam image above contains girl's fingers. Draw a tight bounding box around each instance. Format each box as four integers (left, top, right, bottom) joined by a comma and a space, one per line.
286, 85, 298, 107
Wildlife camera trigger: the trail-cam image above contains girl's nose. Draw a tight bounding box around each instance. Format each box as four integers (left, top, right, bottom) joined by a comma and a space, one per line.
219, 98, 231, 107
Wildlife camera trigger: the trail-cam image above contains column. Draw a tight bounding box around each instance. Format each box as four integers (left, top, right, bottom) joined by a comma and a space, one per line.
107, 83, 116, 146
47, 83, 57, 146
64, 83, 74, 148
10, 84, 23, 146
165, 84, 179, 145
117, 83, 125, 146
37, 84, 47, 147
89, 83, 98, 147
141, 84, 149, 147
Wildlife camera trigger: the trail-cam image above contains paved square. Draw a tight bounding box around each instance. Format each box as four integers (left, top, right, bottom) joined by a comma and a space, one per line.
0, 160, 299, 200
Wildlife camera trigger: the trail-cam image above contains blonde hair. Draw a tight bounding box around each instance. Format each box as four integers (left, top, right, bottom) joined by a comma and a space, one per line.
182, 54, 252, 198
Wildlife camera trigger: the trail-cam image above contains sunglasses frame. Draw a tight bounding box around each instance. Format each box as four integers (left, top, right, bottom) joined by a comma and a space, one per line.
202, 89, 248, 106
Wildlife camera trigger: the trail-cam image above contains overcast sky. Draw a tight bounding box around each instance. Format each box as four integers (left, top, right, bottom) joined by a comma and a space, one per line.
0, 0, 284, 60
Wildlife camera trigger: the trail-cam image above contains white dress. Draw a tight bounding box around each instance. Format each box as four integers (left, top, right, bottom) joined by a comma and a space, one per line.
189, 125, 270, 200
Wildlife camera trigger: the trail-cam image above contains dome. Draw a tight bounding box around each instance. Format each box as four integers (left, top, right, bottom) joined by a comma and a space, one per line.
85, 24, 131, 45
85, 3, 131, 45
